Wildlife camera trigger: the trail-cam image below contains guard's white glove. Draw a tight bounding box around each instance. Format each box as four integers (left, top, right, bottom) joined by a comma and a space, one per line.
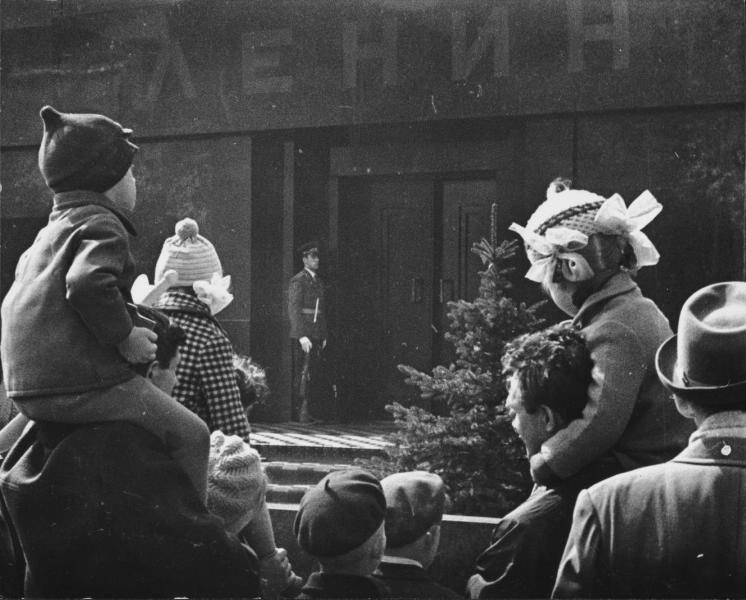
299, 337, 312, 353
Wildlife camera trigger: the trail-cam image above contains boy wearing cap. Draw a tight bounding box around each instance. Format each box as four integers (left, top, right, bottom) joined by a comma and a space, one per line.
294, 468, 390, 598
288, 241, 328, 422
375, 471, 462, 599
0, 106, 210, 500
153, 218, 251, 439
554, 281, 746, 598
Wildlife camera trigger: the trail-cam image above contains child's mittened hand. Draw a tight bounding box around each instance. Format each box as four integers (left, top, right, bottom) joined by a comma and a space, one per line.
259, 548, 294, 600
117, 326, 158, 364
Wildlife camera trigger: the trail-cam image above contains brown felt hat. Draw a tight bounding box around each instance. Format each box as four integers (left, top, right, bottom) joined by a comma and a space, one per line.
657, 281, 746, 405
381, 471, 447, 548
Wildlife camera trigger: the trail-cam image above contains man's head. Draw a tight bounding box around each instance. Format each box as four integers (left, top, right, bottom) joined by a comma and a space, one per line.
130, 305, 186, 395
300, 241, 320, 272
380, 471, 447, 568
207, 431, 266, 535
657, 281, 746, 422
502, 323, 592, 456
37, 105, 138, 205
294, 468, 386, 574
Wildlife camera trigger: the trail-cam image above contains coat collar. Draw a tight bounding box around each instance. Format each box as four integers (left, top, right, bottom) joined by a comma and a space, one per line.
673, 411, 746, 466
52, 190, 137, 236
571, 272, 640, 327
154, 290, 211, 317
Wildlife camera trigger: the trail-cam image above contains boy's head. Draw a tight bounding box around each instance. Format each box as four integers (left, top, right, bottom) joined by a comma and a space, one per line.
130, 305, 185, 395
207, 431, 267, 535
380, 471, 447, 568
502, 323, 592, 457
509, 178, 661, 315
38, 105, 138, 196
294, 468, 386, 572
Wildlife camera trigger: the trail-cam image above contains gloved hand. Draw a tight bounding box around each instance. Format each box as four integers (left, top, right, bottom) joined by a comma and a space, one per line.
299, 337, 312, 353
117, 326, 157, 364
259, 548, 293, 600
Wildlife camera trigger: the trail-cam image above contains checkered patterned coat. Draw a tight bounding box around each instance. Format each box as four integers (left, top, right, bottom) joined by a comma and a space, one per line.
153, 291, 250, 440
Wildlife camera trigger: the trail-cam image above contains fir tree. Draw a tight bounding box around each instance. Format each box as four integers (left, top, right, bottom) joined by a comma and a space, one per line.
366, 205, 544, 515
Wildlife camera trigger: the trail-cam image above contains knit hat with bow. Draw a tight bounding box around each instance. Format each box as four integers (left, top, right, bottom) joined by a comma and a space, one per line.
207, 431, 266, 531
155, 218, 223, 287
37, 105, 138, 193
510, 179, 662, 284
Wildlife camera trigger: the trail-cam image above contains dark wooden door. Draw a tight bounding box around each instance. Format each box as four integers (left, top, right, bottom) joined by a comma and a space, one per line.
370, 178, 434, 405
437, 179, 498, 363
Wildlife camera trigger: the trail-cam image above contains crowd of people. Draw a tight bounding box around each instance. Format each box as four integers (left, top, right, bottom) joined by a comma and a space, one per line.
0, 105, 743, 598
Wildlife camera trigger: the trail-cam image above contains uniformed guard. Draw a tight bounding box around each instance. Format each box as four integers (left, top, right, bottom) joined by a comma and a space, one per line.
288, 241, 328, 422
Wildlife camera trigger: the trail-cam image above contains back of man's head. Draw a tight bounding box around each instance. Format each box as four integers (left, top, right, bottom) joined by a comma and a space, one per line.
502, 323, 591, 423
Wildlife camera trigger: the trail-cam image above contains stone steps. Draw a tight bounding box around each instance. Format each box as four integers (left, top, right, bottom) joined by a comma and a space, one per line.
251, 421, 395, 503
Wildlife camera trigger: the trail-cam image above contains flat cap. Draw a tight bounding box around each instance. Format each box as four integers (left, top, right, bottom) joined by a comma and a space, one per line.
294, 468, 385, 558
381, 471, 446, 548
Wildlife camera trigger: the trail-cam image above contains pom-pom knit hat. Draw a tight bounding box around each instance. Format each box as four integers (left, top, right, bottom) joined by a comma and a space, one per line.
37, 105, 138, 193
207, 431, 266, 531
155, 218, 223, 287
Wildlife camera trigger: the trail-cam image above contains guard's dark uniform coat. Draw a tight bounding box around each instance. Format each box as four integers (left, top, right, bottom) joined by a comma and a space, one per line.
288, 269, 327, 341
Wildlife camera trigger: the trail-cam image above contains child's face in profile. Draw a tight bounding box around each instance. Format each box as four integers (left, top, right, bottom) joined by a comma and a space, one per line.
506, 375, 548, 458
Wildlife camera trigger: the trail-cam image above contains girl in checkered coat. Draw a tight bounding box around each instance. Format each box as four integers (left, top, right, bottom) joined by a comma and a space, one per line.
509, 179, 693, 486
153, 218, 251, 440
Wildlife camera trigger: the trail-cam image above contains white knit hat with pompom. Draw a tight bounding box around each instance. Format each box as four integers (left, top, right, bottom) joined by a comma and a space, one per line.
207, 431, 267, 531
154, 218, 223, 287
525, 178, 607, 237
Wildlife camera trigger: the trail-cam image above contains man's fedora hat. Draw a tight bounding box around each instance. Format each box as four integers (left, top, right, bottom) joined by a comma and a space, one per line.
656, 281, 746, 404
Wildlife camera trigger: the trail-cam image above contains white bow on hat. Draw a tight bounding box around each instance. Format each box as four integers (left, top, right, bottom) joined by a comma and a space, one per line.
594, 190, 662, 268
508, 224, 591, 283
194, 273, 234, 315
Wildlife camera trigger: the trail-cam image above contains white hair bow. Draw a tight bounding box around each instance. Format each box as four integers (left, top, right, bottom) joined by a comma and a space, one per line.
594, 190, 662, 268
194, 273, 234, 315
509, 223, 590, 283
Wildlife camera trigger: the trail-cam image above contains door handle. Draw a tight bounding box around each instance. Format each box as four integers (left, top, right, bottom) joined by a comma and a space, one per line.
410, 278, 424, 303
439, 279, 454, 303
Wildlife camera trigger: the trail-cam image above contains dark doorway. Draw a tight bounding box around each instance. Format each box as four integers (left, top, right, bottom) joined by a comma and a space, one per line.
336, 172, 499, 419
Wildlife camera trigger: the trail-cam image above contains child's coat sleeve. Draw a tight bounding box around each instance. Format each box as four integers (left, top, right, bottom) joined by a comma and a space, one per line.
66, 215, 133, 346
531, 319, 645, 482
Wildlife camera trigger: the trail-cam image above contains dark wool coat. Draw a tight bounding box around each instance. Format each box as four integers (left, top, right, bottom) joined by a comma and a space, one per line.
1, 191, 136, 397
375, 560, 463, 599
288, 269, 327, 340
297, 572, 389, 599
154, 290, 250, 439
554, 411, 746, 598
468, 460, 620, 599
0, 421, 260, 598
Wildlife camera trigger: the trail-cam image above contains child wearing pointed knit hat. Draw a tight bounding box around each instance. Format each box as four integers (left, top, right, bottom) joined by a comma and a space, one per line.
508, 179, 693, 485
207, 431, 302, 598
0, 106, 210, 501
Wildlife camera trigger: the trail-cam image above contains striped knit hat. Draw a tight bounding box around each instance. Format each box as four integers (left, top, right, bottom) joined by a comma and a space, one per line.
525, 179, 607, 238
207, 431, 266, 532
155, 218, 223, 287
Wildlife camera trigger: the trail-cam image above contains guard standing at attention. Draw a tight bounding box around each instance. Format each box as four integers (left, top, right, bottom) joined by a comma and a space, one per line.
288, 242, 327, 422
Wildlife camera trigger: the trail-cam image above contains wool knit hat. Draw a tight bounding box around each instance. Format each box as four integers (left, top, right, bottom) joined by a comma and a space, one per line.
207, 431, 266, 531
381, 471, 447, 549
37, 105, 138, 193
294, 468, 386, 558
155, 218, 223, 287
510, 179, 662, 283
